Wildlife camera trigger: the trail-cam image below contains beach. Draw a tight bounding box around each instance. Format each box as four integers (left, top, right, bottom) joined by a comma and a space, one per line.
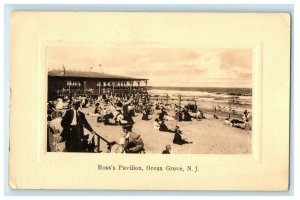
48, 86, 252, 154
84, 106, 252, 154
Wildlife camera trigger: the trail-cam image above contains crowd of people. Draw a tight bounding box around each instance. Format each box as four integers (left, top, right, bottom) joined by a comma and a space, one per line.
47, 93, 149, 153
47, 93, 250, 154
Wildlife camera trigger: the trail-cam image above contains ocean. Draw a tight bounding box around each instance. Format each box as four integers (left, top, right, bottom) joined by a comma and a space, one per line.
147, 86, 252, 113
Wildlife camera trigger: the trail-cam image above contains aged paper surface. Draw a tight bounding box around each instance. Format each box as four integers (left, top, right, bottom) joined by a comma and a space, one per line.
9, 12, 290, 190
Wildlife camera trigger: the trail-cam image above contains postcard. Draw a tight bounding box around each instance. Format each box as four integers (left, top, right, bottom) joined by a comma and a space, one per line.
9, 12, 290, 190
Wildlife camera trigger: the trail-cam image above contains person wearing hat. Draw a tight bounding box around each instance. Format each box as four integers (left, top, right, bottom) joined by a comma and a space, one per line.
61, 100, 96, 152
121, 125, 144, 153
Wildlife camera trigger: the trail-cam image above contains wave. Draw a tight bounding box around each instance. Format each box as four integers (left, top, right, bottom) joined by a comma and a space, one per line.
148, 87, 252, 108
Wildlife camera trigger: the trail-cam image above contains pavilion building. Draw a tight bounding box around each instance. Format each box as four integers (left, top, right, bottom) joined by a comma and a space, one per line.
48, 69, 148, 100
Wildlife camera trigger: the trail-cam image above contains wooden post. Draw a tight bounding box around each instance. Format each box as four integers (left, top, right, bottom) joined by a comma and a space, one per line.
97, 136, 100, 152
97, 81, 101, 95
121, 81, 124, 96
177, 95, 181, 121
94, 132, 111, 153
166, 93, 169, 104
130, 81, 132, 95
145, 80, 148, 89
145, 80, 148, 98
112, 82, 115, 96
137, 81, 141, 101
83, 81, 87, 94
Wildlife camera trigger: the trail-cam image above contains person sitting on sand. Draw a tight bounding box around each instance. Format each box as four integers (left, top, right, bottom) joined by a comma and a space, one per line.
103, 112, 117, 125
159, 107, 174, 121
116, 99, 122, 107
195, 109, 205, 119
162, 145, 171, 154
153, 118, 172, 132
94, 103, 101, 114
86, 102, 104, 117
84, 102, 102, 121
159, 120, 172, 132
159, 108, 168, 121
116, 112, 125, 124
127, 102, 135, 117
154, 118, 161, 130
121, 125, 145, 153
181, 108, 192, 121
122, 103, 129, 116
173, 126, 193, 145
141, 106, 150, 120
192, 104, 198, 113
122, 111, 135, 126
224, 118, 245, 129
117, 111, 134, 126
112, 108, 122, 123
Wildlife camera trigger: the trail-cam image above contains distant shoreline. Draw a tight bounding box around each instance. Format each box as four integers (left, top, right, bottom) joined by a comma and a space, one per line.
147, 86, 252, 97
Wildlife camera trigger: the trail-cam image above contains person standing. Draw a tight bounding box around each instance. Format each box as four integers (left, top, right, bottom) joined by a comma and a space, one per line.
61, 100, 96, 152
243, 109, 250, 121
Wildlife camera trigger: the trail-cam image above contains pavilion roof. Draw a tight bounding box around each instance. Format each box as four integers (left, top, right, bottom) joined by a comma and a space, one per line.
48, 70, 148, 81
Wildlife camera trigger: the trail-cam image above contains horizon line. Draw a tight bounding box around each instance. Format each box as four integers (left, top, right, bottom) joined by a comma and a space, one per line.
148, 86, 252, 89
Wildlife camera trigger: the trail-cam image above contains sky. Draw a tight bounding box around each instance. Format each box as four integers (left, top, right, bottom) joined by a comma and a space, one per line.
47, 44, 252, 88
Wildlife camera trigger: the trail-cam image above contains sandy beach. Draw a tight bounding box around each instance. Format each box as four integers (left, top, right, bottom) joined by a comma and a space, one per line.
83, 106, 252, 154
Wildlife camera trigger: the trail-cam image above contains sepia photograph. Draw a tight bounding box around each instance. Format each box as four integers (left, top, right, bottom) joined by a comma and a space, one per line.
9, 11, 290, 190
47, 44, 252, 154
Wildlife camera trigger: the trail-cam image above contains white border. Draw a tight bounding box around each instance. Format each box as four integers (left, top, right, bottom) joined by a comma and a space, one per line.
2, 2, 297, 199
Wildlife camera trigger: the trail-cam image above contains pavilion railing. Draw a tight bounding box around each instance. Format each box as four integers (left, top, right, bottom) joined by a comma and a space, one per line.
55, 88, 148, 97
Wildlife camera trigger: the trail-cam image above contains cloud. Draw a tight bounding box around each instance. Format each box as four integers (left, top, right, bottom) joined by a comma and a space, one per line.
218, 49, 252, 70
47, 44, 252, 87
237, 72, 252, 79
144, 48, 201, 64
151, 68, 207, 77
123, 62, 208, 78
